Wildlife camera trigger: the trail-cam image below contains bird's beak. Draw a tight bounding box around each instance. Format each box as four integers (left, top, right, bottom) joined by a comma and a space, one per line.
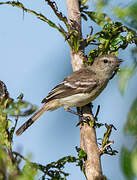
119, 59, 124, 63
113, 59, 124, 71
115, 59, 124, 66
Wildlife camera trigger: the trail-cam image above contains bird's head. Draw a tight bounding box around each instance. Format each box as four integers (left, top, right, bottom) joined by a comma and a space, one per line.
92, 54, 123, 76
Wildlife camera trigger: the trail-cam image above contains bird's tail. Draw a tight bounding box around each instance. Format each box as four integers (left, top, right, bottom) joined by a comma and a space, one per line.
16, 103, 49, 136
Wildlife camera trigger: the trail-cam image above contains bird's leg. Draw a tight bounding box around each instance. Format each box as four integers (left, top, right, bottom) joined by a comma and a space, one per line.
76, 106, 92, 126
64, 107, 82, 116
64, 107, 90, 126
76, 107, 85, 126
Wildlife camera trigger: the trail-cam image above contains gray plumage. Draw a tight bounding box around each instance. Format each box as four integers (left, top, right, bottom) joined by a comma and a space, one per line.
16, 54, 123, 136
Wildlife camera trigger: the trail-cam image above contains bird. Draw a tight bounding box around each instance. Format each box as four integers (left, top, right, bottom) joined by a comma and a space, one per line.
16, 54, 123, 136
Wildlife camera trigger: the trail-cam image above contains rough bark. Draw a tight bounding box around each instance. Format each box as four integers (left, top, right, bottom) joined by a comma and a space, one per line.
81, 105, 102, 179
66, 0, 84, 71
66, 0, 102, 179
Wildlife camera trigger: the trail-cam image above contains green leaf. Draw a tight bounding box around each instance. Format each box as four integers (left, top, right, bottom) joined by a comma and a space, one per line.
79, 0, 88, 5
85, 11, 112, 27
78, 149, 87, 159
118, 65, 136, 95
113, 7, 130, 21
81, 13, 88, 21
0, 95, 37, 117
96, 0, 108, 11
131, 147, 137, 177
121, 147, 134, 180
0, 112, 11, 148
124, 97, 137, 135
18, 161, 38, 180
114, 2, 137, 30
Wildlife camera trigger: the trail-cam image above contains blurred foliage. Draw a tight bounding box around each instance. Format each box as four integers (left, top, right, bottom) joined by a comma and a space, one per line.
0, 80, 38, 179
124, 97, 137, 136
121, 147, 136, 180
113, 2, 137, 180
95, 0, 108, 11
114, 2, 137, 30
118, 63, 136, 95
0, 80, 88, 179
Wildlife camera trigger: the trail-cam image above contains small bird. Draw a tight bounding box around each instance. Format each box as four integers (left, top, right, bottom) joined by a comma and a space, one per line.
16, 54, 123, 136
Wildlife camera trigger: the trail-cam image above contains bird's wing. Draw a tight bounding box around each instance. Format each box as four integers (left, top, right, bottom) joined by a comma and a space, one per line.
42, 67, 98, 103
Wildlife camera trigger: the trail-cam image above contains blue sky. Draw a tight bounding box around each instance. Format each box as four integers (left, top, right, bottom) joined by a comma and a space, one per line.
0, 0, 137, 179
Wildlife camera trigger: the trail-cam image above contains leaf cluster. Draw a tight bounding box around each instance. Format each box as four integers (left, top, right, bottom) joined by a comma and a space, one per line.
0, 80, 89, 179
79, 8, 137, 64
0, 81, 38, 179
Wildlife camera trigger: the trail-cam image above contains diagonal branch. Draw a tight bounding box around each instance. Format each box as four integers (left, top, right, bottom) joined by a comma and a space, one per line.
0, 1, 70, 44
45, 0, 68, 26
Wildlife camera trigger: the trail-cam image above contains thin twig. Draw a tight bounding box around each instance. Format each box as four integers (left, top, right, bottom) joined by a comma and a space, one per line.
45, 0, 68, 25
94, 105, 100, 119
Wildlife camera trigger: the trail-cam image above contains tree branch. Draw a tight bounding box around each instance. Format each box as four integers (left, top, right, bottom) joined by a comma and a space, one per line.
0, 1, 67, 40
45, 0, 67, 25
66, 0, 84, 71
66, 0, 102, 179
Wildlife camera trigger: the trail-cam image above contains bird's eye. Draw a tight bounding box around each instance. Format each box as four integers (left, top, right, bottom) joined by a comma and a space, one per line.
103, 59, 108, 63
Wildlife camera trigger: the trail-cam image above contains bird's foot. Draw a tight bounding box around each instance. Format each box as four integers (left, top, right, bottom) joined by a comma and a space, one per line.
76, 116, 90, 126
64, 107, 90, 126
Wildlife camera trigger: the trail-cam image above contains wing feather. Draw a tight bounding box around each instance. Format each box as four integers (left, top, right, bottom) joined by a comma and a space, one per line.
42, 67, 98, 103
